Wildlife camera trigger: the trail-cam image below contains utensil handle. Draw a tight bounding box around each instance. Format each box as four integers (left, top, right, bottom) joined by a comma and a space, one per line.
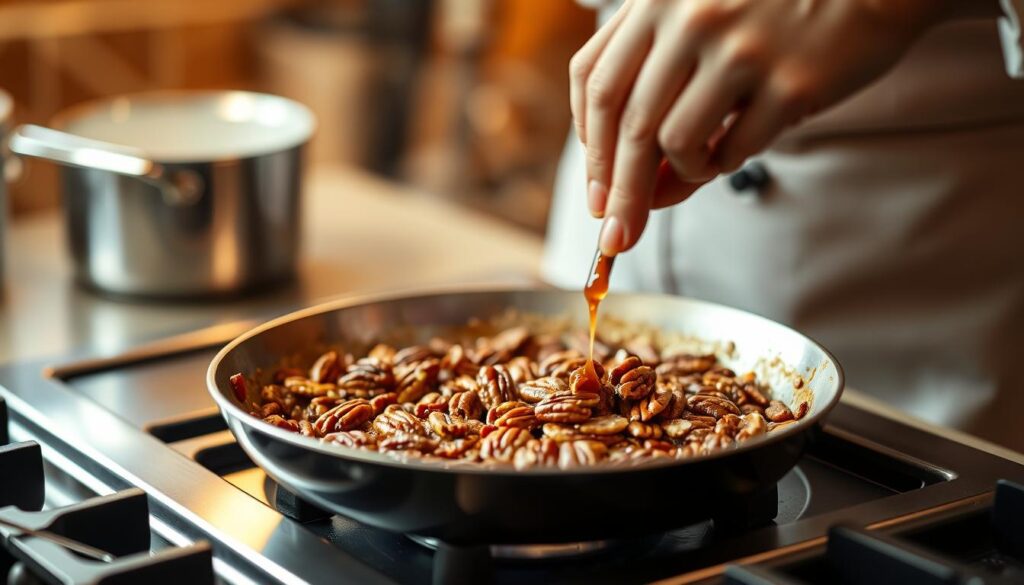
9, 124, 201, 205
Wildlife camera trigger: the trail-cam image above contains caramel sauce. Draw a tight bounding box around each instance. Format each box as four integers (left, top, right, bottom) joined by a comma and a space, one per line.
583, 249, 614, 381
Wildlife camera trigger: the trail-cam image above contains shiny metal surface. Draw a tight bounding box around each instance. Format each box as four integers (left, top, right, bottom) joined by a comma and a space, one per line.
10, 125, 202, 205
408, 534, 624, 559
207, 287, 845, 543
0, 88, 11, 288
3, 300, 1024, 582
10, 91, 314, 298
212, 287, 843, 471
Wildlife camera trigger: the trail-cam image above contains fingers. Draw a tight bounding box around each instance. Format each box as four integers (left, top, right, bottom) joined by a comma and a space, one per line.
657, 47, 757, 182
600, 28, 698, 245
584, 10, 654, 202
651, 159, 705, 209
569, 1, 633, 146
713, 76, 810, 172
600, 128, 660, 255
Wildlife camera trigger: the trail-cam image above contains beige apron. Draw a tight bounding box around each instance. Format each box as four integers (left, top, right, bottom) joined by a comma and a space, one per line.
544, 18, 1024, 451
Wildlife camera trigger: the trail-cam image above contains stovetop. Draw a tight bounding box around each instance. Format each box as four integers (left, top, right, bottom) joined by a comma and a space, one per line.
1, 321, 1023, 584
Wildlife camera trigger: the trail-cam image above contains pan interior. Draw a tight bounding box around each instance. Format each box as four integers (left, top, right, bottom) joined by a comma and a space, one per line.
210, 289, 842, 467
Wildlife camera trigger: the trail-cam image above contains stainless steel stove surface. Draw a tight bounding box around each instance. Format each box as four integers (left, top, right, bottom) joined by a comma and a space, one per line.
1, 321, 1023, 584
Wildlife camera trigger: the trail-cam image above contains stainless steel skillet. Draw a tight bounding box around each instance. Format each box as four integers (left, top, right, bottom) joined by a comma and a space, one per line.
207, 288, 843, 545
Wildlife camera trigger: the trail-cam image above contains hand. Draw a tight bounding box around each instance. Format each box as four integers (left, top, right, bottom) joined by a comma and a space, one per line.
570, 0, 957, 256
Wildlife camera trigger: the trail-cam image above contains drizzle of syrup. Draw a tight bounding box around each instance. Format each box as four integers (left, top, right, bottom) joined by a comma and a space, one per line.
583, 249, 614, 382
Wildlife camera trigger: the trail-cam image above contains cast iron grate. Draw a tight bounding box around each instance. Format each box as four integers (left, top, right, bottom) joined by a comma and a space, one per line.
0, 432, 215, 584
724, 480, 1024, 585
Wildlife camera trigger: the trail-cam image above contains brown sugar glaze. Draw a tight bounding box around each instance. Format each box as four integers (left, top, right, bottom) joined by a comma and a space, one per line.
583, 249, 615, 382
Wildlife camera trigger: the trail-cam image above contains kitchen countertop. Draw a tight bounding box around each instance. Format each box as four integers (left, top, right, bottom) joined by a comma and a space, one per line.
2, 164, 1021, 467
0, 164, 544, 363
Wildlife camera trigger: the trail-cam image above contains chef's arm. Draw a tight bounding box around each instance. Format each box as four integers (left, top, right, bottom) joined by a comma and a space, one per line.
569, 0, 1009, 257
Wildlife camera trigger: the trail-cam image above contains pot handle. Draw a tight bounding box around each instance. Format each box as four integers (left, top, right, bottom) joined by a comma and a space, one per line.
8, 124, 202, 205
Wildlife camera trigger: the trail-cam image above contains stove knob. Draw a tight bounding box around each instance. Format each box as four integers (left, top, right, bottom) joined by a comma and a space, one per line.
728, 161, 770, 197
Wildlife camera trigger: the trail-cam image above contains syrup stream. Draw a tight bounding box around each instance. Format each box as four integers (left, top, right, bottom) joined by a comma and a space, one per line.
584, 249, 614, 379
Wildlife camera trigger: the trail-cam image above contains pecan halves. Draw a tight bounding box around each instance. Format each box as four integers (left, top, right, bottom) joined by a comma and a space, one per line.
661, 419, 695, 440
506, 356, 538, 384
687, 394, 741, 419
736, 412, 768, 441
428, 412, 469, 438
568, 363, 606, 395
578, 414, 629, 436
538, 350, 587, 380
517, 376, 568, 404
534, 390, 601, 424
448, 389, 484, 420
323, 430, 377, 449
394, 345, 437, 370
488, 402, 538, 430
765, 400, 795, 423
479, 427, 531, 462
314, 399, 374, 435
283, 376, 335, 398
439, 345, 481, 381
558, 440, 608, 469
395, 359, 440, 403
655, 382, 688, 421
379, 432, 439, 454
373, 404, 428, 436
310, 351, 344, 384
513, 438, 560, 470
656, 353, 717, 377
338, 358, 395, 395
229, 373, 249, 402
370, 392, 398, 416
627, 421, 664, 440
435, 436, 480, 459
263, 414, 299, 432
628, 383, 672, 422
610, 356, 656, 400
305, 396, 343, 420
477, 364, 517, 410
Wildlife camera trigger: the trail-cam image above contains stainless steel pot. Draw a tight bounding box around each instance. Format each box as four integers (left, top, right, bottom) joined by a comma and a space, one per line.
0, 89, 11, 290
9, 91, 316, 298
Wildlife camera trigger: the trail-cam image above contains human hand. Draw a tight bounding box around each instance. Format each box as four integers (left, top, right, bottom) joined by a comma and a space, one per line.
570, 0, 955, 255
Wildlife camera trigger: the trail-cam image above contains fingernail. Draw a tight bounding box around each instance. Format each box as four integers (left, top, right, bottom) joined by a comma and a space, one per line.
599, 215, 624, 256
587, 180, 608, 218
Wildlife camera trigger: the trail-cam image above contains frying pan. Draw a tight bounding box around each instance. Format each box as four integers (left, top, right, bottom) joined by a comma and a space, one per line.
206, 288, 843, 545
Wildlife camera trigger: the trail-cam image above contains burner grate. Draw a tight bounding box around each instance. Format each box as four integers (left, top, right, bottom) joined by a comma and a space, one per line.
725, 480, 1024, 585
0, 435, 215, 585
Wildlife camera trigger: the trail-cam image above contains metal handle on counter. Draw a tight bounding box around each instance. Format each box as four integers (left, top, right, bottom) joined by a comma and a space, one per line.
8, 124, 202, 206
0, 516, 115, 562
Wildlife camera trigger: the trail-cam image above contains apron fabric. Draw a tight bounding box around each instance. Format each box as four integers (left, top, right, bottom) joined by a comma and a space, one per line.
543, 17, 1024, 451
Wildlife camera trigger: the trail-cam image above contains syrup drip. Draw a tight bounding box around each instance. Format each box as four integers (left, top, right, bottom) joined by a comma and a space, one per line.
583, 249, 614, 381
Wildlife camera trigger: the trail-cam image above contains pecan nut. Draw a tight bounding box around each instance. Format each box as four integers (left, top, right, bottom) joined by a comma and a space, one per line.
310, 351, 344, 384
688, 394, 741, 419
314, 399, 374, 435
396, 359, 441, 403
578, 414, 629, 436
534, 390, 601, 424
558, 440, 608, 469
517, 376, 568, 404
765, 400, 795, 423
449, 389, 484, 420
477, 365, 517, 410
479, 427, 531, 462
610, 356, 656, 400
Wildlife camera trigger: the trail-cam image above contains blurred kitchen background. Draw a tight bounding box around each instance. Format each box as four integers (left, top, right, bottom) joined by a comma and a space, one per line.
0, 0, 593, 231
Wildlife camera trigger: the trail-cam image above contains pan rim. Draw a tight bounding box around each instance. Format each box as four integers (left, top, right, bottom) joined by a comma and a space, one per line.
206, 285, 845, 476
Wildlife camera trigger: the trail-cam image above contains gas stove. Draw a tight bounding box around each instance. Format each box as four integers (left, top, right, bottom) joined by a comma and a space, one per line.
1, 320, 1023, 584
